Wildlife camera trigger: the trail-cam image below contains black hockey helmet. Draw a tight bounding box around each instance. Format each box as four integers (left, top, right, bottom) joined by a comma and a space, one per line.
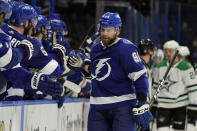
138, 39, 154, 55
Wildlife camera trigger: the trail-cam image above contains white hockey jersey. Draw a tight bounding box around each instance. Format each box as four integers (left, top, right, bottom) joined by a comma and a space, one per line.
153, 59, 197, 108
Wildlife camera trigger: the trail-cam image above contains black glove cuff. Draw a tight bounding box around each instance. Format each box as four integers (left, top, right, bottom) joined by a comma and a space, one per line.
82, 62, 91, 77
83, 64, 91, 78
136, 93, 147, 102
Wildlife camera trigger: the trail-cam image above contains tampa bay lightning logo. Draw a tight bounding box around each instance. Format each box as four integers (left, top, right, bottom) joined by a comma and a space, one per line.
91, 58, 111, 81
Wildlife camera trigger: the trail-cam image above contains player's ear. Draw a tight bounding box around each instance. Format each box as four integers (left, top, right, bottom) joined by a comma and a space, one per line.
116, 28, 120, 36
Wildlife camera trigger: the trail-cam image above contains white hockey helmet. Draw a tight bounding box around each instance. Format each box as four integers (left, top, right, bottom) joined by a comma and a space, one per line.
179, 46, 190, 56
163, 40, 180, 50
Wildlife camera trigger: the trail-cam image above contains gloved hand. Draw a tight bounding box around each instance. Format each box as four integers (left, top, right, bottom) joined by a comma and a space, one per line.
18, 39, 40, 60
52, 43, 67, 62
56, 31, 65, 42
132, 101, 153, 131
67, 50, 87, 72
27, 72, 63, 97
84, 32, 100, 53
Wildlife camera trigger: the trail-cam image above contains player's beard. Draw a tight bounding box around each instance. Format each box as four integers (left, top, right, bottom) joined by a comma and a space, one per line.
101, 35, 117, 46
41, 27, 47, 39
24, 24, 33, 36
31, 27, 37, 37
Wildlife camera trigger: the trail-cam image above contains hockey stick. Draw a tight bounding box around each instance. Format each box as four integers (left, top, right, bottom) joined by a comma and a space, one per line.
52, 31, 57, 46
137, 48, 179, 131
79, 24, 95, 51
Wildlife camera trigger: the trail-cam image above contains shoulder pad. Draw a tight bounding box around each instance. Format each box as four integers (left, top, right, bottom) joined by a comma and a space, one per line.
121, 38, 133, 44
157, 60, 167, 68
0, 32, 11, 43
176, 60, 192, 70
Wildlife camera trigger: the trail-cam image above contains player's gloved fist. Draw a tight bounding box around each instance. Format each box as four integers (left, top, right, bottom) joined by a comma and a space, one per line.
132, 101, 153, 131
67, 50, 87, 72
56, 31, 65, 42
18, 39, 39, 60
28, 72, 63, 97
52, 43, 67, 62
84, 32, 100, 53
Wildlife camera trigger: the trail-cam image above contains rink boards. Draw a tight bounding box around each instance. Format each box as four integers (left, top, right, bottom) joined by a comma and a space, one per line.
0, 98, 90, 131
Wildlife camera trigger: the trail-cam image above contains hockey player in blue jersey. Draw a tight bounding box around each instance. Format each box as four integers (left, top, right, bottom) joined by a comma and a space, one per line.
46, 16, 90, 97
67, 12, 153, 131
0, 0, 63, 101
47, 16, 72, 71
1, 2, 63, 79
0, 1, 23, 70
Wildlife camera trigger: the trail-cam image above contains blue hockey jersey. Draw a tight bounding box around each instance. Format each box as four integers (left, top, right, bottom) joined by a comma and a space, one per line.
90, 38, 149, 110
41, 38, 72, 76
1, 23, 62, 78
0, 25, 32, 100
0, 28, 24, 70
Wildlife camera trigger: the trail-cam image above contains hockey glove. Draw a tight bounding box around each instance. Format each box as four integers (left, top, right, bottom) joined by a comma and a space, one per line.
84, 32, 100, 53
52, 43, 67, 62
67, 50, 87, 72
132, 101, 153, 131
18, 39, 39, 60
27, 72, 63, 97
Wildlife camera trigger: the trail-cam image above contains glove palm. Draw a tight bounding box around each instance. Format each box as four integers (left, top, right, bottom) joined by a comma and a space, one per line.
67, 50, 86, 72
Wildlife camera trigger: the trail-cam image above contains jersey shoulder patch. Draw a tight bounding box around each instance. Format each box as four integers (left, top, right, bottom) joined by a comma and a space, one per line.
176, 60, 192, 70
121, 38, 135, 45
119, 38, 137, 49
118, 39, 141, 63
157, 60, 167, 68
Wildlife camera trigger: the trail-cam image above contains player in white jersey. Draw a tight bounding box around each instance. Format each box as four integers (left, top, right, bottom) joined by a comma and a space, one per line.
153, 40, 197, 131
178, 45, 197, 131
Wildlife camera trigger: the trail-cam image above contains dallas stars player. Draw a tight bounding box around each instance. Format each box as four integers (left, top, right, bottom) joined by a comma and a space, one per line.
153, 40, 197, 131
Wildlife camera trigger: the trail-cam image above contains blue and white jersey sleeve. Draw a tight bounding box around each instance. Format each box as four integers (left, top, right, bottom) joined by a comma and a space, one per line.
0, 31, 24, 70
21, 37, 62, 78
119, 39, 149, 95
